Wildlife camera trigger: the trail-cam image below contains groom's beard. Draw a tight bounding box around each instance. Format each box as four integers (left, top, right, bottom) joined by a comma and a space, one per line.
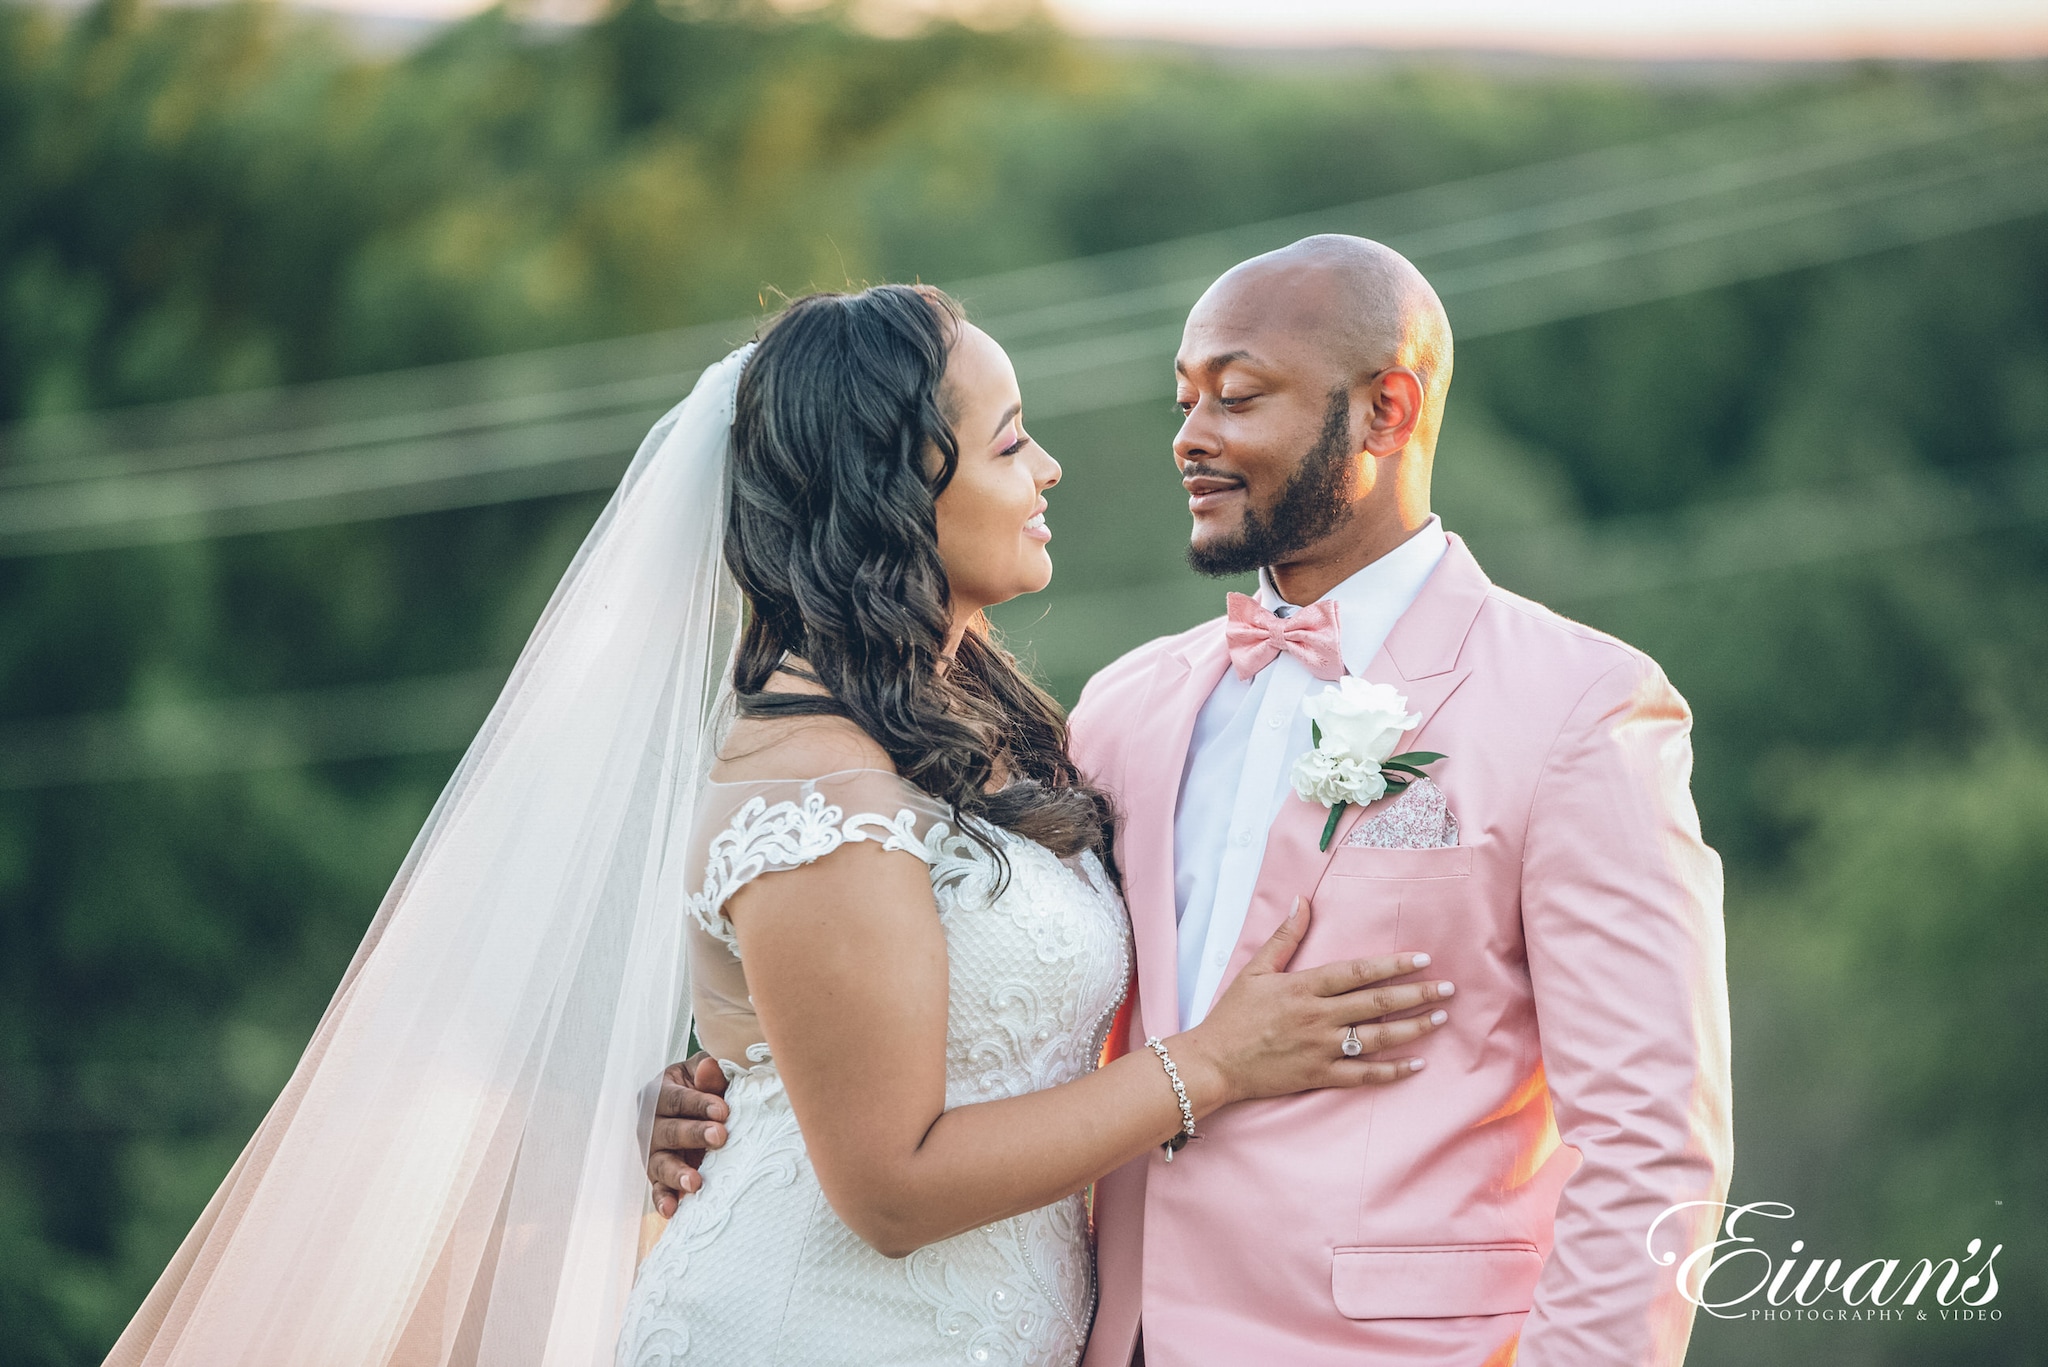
1186, 387, 1354, 578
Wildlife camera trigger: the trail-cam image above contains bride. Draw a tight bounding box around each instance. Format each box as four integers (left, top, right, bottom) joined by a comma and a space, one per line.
107, 284, 1445, 1367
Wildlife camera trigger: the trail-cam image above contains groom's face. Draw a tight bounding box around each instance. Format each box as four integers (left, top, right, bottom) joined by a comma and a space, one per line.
1173, 303, 1360, 579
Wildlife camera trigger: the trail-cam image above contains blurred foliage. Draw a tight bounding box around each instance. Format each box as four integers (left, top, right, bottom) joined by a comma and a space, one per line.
1695, 744, 2048, 1366
0, 0, 2044, 1363
0, 0, 1737, 421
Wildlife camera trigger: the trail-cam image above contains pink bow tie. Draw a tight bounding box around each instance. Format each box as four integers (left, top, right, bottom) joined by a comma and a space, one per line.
1224, 593, 1344, 681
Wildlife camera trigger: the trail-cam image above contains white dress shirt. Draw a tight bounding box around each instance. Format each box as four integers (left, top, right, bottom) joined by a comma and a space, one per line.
1171, 517, 1449, 1028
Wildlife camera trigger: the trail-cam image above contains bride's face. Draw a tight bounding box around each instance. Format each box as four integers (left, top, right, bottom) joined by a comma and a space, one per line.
932, 323, 1061, 615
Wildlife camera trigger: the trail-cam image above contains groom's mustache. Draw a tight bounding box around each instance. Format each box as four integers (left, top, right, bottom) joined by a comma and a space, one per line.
1181, 464, 1248, 494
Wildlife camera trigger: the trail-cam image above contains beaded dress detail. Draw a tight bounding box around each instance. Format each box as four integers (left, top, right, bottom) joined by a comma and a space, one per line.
616, 769, 1131, 1367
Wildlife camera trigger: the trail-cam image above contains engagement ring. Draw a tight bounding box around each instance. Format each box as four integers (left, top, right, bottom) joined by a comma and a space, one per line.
1341, 1026, 1363, 1057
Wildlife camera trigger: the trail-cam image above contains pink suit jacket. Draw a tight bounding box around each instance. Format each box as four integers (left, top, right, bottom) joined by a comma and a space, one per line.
1069, 535, 1733, 1367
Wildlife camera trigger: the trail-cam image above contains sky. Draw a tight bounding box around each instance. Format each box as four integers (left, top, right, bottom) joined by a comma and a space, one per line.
293, 0, 2048, 61
1049, 0, 2048, 61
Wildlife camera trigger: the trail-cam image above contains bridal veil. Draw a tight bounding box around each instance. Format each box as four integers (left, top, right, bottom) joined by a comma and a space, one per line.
107, 347, 753, 1367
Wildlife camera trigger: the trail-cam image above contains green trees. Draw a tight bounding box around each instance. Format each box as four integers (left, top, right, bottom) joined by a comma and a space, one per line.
0, 0, 1068, 417
1707, 746, 2047, 1363
0, 1, 2043, 1361
2, 0, 1726, 425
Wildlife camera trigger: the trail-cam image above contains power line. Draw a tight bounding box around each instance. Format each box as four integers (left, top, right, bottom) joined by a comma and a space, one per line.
2, 88, 2038, 489
944, 81, 2044, 331
0, 372, 689, 492
1016, 134, 2048, 403
5, 86, 2047, 786
991, 451, 2048, 681
979, 84, 2048, 347
0, 409, 658, 551
15, 80, 1966, 477
0, 670, 507, 790
9, 451, 2044, 790
3, 104, 2042, 555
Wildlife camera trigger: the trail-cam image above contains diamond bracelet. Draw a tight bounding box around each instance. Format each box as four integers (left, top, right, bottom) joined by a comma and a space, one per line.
1145, 1036, 1197, 1160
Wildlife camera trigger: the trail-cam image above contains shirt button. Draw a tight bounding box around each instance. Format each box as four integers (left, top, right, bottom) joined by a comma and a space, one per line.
1211, 949, 1228, 967
1231, 829, 1250, 847
1268, 715, 1284, 729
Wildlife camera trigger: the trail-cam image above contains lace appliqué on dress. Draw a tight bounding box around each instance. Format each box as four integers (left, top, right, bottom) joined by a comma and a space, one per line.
1345, 776, 1459, 849
902, 1192, 1093, 1367
613, 1069, 812, 1367
688, 790, 977, 956
620, 775, 1129, 1367
906, 832, 1128, 1363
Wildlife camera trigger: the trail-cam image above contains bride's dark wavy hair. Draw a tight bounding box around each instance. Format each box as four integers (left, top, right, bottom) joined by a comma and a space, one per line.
724, 284, 1117, 882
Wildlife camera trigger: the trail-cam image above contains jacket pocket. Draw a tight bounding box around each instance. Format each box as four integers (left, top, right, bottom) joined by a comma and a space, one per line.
1330, 1242, 1542, 1319
1324, 844, 1473, 880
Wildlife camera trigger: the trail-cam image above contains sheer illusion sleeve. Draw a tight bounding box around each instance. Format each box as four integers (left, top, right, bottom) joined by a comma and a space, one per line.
683, 768, 961, 1065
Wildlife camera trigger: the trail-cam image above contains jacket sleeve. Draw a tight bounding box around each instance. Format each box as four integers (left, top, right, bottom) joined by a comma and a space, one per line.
1514, 656, 1733, 1367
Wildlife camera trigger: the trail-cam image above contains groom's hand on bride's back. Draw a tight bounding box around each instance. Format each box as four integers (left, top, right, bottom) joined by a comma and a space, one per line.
648, 1053, 729, 1218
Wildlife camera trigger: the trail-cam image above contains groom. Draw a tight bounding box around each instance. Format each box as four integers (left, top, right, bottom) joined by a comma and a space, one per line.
651, 236, 1733, 1365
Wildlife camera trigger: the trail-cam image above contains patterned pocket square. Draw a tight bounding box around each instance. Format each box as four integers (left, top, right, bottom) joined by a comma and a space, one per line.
1344, 776, 1460, 849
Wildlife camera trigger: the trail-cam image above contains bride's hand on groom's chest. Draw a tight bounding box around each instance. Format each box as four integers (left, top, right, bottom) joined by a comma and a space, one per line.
1301, 837, 1480, 983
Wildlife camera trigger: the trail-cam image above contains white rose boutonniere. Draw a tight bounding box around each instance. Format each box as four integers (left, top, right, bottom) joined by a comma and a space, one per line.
1292, 677, 1447, 850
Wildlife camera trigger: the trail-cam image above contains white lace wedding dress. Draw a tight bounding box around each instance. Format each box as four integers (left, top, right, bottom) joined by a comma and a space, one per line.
615, 769, 1132, 1367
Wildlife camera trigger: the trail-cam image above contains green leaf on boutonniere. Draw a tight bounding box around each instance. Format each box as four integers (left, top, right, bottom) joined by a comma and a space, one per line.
1311, 721, 1323, 747
1380, 760, 1430, 780
1319, 802, 1346, 852
1387, 751, 1445, 766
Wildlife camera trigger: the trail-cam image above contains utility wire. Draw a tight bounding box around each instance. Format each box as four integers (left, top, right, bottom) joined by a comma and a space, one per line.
1014, 132, 2048, 412
3, 113, 2042, 555
0, 671, 508, 790
979, 84, 2048, 346
991, 453, 2048, 679
6, 89, 2048, 783
945, 81, 2044, 327
2, 87, 2037, 487
10, 451, 2045, 790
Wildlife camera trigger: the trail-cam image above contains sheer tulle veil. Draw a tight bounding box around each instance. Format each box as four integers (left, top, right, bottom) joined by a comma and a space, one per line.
108, 346, 755, 1367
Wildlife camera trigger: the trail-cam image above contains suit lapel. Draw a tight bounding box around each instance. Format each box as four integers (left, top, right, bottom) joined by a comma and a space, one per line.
1226, 535, 1492, 965
1118, 627, 1232, 1044
1227, 658, 1472, 960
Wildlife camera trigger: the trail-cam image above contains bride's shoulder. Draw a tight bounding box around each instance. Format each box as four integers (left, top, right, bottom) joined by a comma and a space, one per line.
693, 716, 954, 897
711, 713, 897, 786
704, 715, 949, 827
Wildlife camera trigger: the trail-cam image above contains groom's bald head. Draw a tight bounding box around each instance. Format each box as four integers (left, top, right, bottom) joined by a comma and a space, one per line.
1173, 236, 1453, 597
1196, 234, 1453, 448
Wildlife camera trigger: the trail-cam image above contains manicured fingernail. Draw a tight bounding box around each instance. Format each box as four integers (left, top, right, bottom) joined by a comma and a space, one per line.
1429, 1010, 1448, 1025
1437, 982, 1455, 997
1409, 1058, 1426, 1071
1412, 953, 1431, 968
706, 1125, 725, 1146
